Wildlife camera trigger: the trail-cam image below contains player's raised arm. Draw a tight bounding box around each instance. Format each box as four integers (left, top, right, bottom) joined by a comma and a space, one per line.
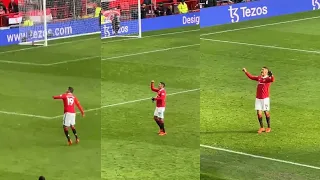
151, 80, 159, 92
75, 98, 85, 117
242, 68, 259, 81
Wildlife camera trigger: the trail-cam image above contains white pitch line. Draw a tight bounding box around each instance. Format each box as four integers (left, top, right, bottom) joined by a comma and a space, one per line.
103, 29, 199, 43
0, 29, 199, 55
50, 88, 200, 119
11, 44, 198, 66
0, 110, 52, 119
0, 59, 47, 66
201, 38, 320, 54
46, 55, 100, 66
0, 37, 98, 55
5, 44, 198, 66
0, 33, 199, 66
0, 88, 199, 119
0, 55, 100, 66
102, 44, 199, 61
200, 144, 320, 170
200, 16, 320, 36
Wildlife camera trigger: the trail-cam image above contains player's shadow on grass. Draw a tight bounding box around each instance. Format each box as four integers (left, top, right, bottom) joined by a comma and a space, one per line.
200, 130, 256, 134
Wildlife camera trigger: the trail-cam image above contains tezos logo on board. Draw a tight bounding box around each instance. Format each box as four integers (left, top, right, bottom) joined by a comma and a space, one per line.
228, 5, 268, 23
312, 0, 320, 10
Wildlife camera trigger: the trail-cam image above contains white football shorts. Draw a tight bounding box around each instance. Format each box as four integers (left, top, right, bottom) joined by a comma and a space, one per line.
255, 98, 270, 111
154, 107, 165, 119
63, 112, 76, 126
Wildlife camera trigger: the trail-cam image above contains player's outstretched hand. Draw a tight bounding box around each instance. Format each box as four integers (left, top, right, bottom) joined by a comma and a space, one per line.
268, 71, 273, 77
82, 113, 85, 117
151, 97, 155, 102
242, 68, 247, 72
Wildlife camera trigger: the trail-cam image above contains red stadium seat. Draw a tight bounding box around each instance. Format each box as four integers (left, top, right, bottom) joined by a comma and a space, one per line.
120, 2, 130, 10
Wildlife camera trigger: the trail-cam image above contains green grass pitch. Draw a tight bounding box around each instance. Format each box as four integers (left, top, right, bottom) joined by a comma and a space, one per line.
3, 9, 320, 180
0, 26, 199, 179
200, 10, 320, 180
0, 35, 101, 180
101, 26, 199, 180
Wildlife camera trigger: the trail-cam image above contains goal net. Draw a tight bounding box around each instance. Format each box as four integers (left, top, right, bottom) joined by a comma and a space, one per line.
17, 0, 100, 46
100, 0, 141, 39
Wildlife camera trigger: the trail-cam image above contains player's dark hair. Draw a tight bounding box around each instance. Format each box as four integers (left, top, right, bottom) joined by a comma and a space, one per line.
262, 66, 269, 71
68, 87, 74, 93
160, 82, 165, 87
39, 176, 45, 180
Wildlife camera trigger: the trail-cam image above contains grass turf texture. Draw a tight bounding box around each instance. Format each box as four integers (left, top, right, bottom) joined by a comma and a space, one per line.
101, 26, 200, 180
0, 26, 200, 179
200, 10, 320, 180
0, 35, 101, 180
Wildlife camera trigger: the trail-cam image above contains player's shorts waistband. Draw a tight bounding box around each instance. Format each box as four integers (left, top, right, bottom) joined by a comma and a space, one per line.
64, 112, 76, 114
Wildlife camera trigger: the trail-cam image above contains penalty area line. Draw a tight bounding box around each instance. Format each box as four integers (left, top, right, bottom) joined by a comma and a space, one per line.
200, 144, 320, 170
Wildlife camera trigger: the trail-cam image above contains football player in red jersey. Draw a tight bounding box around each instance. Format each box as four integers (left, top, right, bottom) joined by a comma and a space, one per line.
53, 87, 85, 145
151, 80, 167, 136
242, 67, 275, 134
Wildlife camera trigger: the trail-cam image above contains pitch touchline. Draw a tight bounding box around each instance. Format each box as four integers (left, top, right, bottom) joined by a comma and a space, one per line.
0, 88, 199, 119
200, 16, 320, 36
201, 38, 320, 54
201, 144, 320, 170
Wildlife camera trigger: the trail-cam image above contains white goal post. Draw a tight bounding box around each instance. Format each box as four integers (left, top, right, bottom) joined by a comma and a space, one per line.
100, 0, 142, 39
17, 0, 101, 46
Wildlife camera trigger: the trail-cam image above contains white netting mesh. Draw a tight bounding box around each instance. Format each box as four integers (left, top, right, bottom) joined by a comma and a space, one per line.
18, 0, 100, 45
100, 0, 141, 38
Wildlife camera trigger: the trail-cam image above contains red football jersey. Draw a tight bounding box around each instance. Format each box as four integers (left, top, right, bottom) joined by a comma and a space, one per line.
245, 72, 275, 99
53, 93, 84, 114
151, 83, 166, 107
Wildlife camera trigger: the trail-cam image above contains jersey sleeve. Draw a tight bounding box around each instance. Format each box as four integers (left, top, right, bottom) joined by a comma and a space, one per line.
53, 94, 65, 99
151, 82, 159, 92
74, 97, 84, 115
245, 72, 259, 81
